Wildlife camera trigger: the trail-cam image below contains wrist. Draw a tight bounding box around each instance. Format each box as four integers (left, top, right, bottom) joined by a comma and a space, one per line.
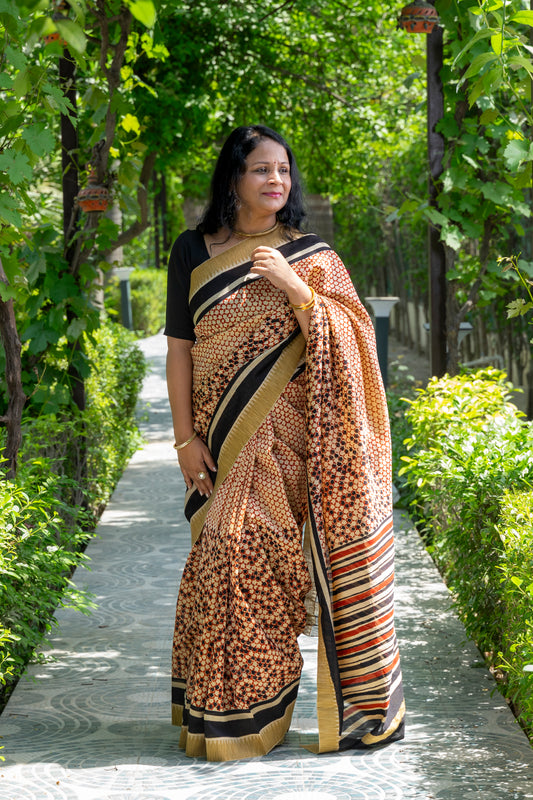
286, 279, 313, 308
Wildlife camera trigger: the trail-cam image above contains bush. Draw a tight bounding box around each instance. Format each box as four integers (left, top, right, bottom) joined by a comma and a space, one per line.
0, 471, 94, 684
498, 490, 533, 731
105, 267, 167, 336
0, 321, 147, 694
398, 368, 533, 737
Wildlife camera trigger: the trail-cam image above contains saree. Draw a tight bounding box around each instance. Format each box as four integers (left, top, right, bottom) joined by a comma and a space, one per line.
171, 226, 405, 761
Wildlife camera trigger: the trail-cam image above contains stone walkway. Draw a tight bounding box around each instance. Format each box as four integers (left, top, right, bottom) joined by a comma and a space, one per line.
0, 334, 532, 800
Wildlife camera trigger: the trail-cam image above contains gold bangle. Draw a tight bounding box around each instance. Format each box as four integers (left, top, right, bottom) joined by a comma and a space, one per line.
173, 431, 197, 451
289, 287, 315, 312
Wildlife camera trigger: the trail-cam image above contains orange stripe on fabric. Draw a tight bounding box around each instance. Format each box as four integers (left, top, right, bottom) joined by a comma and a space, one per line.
332, 540, 394, 578
335, 609, 395, 643
329, 519, 393, 564
333, 573, 394, 610
340, 651, 401, 688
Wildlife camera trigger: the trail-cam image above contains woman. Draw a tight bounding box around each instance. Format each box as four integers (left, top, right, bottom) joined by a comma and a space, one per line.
165, 125, 405, 762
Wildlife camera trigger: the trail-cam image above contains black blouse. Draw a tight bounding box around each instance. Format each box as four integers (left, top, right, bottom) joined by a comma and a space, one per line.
164, 229, 209, 341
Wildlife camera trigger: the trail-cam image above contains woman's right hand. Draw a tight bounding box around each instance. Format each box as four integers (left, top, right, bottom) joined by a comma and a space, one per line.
177, 435, 217, 497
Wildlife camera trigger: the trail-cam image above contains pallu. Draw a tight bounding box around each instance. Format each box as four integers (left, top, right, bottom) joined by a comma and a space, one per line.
171, 226, 405, 761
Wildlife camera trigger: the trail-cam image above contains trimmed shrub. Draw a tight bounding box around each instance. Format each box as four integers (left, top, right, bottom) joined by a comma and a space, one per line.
0, 321, 147, 694
398, 368, 533, 737
498, 490, 533, 731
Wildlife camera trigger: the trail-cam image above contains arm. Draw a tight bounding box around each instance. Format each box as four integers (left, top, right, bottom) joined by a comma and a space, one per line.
166, 336, 217, 497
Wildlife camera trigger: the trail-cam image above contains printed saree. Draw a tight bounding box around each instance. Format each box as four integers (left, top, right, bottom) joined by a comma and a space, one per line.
171, 226, 405, 761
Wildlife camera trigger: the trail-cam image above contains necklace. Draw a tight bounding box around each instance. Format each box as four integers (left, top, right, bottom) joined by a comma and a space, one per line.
233, 221, 279, 238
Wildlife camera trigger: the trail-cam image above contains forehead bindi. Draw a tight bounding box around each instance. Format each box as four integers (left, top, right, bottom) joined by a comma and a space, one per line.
247, 140, 289, 167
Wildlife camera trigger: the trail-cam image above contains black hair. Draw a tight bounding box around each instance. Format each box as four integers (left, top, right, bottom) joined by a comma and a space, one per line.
197, 125, 306, 234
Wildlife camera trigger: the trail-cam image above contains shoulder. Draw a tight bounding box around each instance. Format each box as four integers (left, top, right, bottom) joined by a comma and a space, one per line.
169, 229, 208, 272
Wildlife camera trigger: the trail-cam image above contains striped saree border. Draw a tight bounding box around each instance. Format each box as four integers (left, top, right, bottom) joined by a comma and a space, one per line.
309, 513, 405, 751
172, 678, 299, 760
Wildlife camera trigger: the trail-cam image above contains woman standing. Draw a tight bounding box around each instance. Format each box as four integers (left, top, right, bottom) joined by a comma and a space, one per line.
165, 125, 405, 761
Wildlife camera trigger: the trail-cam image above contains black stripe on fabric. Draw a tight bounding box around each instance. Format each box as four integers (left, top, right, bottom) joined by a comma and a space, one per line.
307, 487, 344, 730
207, 330, 300, 463
174, 680, 299, 740
190, 234, 329, 324
191, 264, 261, 324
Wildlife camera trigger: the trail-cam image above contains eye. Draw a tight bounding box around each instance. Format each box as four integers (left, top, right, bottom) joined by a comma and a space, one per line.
280, 167, 289, 174
254, 167, 267, 173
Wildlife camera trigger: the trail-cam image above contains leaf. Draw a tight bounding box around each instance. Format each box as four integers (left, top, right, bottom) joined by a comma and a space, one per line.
452, 28, 494, 66
0, 150, 32, 185
480, 181, 511, 204
506, 298, 529, 318
503, 139, 531, 171
491, 33, 503, 56
479, 108, 500, 125
0, 194, 22, 227
507, 55, 533, 77
55, 19, 87, 54
12, 69, 30, 99
511, 10, 533, 26
460, 52, 498, 85
66, 318, 87, 339
120, 113, 141, 135
21, 124, 55, 158
442, 224, 463, 251
127, 0, 157, 28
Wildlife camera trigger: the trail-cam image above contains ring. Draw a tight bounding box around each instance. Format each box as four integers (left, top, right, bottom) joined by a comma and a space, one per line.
197, 471, 207, 480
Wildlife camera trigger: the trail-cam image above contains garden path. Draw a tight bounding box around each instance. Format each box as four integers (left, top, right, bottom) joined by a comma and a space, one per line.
0, 333, 532, 800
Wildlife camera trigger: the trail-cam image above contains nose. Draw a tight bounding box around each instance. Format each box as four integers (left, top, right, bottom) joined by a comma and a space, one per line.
268, 169, 282, 183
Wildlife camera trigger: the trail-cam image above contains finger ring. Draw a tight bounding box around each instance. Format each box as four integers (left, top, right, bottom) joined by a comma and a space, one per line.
198, 471, 206, 480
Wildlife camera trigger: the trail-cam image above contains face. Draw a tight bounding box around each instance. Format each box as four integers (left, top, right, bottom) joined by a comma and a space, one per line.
235, 138, 291, 222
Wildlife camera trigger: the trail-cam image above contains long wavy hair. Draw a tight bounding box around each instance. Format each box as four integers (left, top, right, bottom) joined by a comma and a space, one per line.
197, 125, 306, 234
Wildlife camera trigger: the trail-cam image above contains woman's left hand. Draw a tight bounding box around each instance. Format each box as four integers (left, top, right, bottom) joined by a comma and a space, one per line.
249, 246, 297, 294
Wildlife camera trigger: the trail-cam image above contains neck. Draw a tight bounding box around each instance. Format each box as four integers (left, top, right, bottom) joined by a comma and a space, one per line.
233, 212, 277, 236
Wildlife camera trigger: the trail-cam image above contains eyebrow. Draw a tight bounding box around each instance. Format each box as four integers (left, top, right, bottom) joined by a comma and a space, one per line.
250, 160, 290, 166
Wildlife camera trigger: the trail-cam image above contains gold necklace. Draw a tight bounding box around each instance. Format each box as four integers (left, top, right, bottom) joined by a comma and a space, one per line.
233, 221, 279, 238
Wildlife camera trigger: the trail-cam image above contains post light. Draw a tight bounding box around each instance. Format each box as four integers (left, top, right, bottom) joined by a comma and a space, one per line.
366, 297, 400, 388
114, 267, 134, 330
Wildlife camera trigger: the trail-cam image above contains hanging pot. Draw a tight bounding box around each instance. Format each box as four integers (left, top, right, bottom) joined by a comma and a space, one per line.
398, 1, 439, 34
77, 168, 109, 213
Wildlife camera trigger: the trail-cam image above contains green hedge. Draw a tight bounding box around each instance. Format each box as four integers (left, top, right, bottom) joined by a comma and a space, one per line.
0, 321, 147, 692
105, 267, 167, 336
397, 368, 533, 737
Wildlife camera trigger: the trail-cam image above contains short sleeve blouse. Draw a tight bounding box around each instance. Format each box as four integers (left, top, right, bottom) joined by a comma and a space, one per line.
164, 229, 209, 341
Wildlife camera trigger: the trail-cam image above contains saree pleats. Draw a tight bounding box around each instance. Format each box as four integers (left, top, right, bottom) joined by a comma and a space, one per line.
171, 230, 405, 761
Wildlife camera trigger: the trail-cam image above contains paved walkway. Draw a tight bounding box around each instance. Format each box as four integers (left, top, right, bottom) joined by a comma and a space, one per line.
0, 334, 532, 800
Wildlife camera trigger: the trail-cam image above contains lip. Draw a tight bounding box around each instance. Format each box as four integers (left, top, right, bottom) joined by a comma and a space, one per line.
263, 192, 282, 197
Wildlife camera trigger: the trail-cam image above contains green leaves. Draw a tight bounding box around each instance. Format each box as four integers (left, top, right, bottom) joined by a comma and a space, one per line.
125, 0, 157, 28
503, 138, 533, 171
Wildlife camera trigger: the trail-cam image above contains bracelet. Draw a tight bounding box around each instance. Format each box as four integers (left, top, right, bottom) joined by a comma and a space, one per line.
288, 287, 315, 312
173, 431, 197, 451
